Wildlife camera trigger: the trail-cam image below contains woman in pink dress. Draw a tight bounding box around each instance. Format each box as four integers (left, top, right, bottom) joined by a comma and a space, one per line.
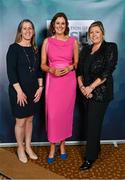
41, 12, 79, 164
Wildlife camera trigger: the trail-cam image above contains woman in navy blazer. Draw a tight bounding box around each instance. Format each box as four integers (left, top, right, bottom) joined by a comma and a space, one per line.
77, 21, 118, 170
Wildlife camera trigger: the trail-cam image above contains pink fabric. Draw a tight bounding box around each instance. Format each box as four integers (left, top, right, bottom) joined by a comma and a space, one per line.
45, 37, 76, 143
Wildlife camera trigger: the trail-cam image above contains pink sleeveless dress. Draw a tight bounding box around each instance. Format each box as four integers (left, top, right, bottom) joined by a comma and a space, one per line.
45, 37, 76, 143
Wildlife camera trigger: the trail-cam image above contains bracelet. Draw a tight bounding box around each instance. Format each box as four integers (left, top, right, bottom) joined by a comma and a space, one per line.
39, 85, 44, 88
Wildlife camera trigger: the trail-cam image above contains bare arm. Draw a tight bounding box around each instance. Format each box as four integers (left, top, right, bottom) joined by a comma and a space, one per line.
60, 39, 79, 75
41, 38, 51, 73
69, 39, 79, 70
33, 78, 44, 103
41, 38, 64, 76
84, 78, 106, 98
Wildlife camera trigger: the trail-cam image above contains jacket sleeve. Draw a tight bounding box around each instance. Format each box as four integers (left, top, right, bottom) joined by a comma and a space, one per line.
36, 51, 43, 79
6, 45, 19, 85
98, 43, 118, 80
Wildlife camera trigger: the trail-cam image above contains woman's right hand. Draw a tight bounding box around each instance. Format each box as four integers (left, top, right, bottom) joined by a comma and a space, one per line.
49, 67, 65, 76
17, 90, 27, 107
80, 85, 93, 99
79, 85, 86, 95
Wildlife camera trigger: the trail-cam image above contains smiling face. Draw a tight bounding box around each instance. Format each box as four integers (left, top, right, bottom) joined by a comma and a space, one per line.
21, 22, 34, 41
54, 17, 66, 35
89, 26, 104, 45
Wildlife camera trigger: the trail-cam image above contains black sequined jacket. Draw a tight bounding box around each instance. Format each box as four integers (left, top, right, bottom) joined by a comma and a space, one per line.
77, 40, 118, 102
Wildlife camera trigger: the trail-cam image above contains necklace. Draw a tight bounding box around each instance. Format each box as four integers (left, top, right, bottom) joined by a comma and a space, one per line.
23, 47, 37, 73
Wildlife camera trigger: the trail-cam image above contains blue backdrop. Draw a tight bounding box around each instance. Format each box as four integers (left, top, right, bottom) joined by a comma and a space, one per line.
0, 0, 125, 143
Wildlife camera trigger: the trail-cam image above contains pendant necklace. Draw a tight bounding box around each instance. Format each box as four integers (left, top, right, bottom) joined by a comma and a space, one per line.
23, 47, 37, 72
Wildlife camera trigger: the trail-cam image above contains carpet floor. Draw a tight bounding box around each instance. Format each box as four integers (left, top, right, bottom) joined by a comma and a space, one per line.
0, 148, 65, 179
1, 144, 125, 179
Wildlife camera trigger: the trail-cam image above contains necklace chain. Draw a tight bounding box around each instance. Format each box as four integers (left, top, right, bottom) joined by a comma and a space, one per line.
23, 47, 37, 72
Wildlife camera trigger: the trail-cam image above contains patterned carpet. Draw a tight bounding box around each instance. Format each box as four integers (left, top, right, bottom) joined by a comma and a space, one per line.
7, 144, 125, 179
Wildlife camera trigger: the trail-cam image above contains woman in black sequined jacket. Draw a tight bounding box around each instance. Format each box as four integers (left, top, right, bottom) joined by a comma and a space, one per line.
77, 21, 118, 170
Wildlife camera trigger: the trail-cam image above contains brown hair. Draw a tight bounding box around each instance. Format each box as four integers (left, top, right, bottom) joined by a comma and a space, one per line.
88, 21, 105, 37
49, 12, 69, 35
15, 19, 37, 51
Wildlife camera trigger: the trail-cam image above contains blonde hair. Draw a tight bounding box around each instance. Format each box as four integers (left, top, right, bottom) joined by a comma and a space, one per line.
15, 19, 37, 51
88, 21, 105, 37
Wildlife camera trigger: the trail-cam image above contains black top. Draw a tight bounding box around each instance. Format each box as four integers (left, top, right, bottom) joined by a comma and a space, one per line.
77, 41, 118, 102
7, 43, 42, 86
6, 43, 43, 118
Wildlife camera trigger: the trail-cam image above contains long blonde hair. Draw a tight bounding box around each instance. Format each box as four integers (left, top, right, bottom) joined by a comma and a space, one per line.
15, 19, 37, 52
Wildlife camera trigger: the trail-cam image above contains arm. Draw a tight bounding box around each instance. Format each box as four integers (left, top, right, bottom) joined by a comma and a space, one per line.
34, 50, 44, 103
77, 46, 86, 95
97, 43, 118, 81
84, 78, 106, 97
60, 39, 79, 75
84, 43, 118, 97
6, 45, 27, 106
69, 39, 79, 71
37, 51, 44, 86
13, 83, 28, 106
41, 38, 51, 73
33, 78, 44, 103
6, 45, 19, 86
41, 38, 62, 76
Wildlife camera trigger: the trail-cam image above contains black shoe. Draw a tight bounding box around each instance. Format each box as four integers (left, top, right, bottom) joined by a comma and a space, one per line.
80, 160, 94, 170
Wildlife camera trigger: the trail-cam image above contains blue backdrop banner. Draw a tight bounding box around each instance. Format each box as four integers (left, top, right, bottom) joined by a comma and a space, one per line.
0, 0, 125, 143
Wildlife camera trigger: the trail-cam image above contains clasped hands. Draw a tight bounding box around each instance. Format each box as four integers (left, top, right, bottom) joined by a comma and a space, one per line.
80, 85, 94, 99
49, 66, 71, 76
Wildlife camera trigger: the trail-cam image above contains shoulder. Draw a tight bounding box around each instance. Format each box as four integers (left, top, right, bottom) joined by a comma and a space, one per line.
69, 37, 79, 47
8, 43, 18, 50
7, 43, 19, 55
42, 38, 49, 49
104, 41, 118, 50
69, 36, 76, 42
43, 38, 48, 44
80, 44, 90, 52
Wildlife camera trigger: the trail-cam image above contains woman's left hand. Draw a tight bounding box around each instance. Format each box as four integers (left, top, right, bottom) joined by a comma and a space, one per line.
84, 86, 93, 98
33, 87, 43, 103
59, 66, 71, 76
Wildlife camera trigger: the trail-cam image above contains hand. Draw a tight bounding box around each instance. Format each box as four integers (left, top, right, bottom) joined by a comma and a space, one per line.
87, 93, 93, 99
79, 85, 86, 95
33, 87, 43, 103
84, 86, 94, 97
54, 68, 65, 76
48, 67, 60, 76
17, 90, 27, 107
49, 66, 72, 76
58, 66, 70, 76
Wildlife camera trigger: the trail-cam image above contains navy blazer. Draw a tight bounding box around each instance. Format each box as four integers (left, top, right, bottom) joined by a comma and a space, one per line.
77, 40, 118, 102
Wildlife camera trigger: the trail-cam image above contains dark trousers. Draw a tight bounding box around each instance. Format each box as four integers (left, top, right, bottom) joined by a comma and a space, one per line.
82, 100, 109, 161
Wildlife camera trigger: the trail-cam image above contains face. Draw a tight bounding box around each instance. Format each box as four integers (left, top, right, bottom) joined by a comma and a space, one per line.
21, 22, 34, 41
89, 26, 103, 44
54, 17, 66, 35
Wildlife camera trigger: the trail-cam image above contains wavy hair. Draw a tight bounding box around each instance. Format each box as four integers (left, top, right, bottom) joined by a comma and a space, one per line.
49, 12, 69, 35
